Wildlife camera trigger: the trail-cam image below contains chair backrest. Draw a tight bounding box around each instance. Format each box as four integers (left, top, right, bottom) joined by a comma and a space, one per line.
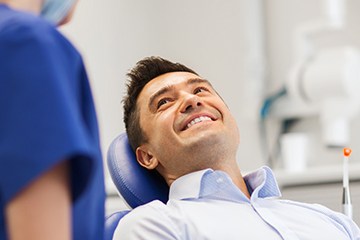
104, 210, 130, 240
105, 133, 169, 239
107, 132, 169, 208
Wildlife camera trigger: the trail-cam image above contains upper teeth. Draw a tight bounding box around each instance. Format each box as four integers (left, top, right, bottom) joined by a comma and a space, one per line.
186, 116, 212, 129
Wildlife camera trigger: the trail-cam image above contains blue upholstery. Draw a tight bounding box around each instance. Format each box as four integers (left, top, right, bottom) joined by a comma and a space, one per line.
105, 133, 170, 238
104, 210, 130, 240
107, 133, 169, 208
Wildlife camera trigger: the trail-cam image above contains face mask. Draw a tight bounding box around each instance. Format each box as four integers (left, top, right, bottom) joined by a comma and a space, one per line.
40, 0, 76, 25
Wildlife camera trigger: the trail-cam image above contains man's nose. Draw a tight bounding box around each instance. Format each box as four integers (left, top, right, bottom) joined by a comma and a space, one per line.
180, 93, 203, 113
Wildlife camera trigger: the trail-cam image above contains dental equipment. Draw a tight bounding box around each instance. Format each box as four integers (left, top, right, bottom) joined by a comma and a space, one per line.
263, 0, 360, 149
342, 147, 352, 219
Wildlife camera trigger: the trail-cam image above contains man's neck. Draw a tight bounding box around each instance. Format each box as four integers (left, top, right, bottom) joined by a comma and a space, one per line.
220, 165, 251, 199
166, 165, 251, 199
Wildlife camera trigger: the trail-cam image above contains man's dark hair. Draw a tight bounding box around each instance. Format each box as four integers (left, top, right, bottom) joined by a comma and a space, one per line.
123, 56, 198, 151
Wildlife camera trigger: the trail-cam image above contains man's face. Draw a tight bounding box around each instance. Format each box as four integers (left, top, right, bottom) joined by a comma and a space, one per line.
136, 71, 240, 180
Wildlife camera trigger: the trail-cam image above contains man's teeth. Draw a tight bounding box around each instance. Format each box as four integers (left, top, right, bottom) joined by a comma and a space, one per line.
186, 116, 212, 129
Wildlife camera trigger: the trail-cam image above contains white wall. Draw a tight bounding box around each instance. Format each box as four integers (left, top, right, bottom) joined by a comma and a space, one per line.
61, 0, 360, 192
61, 0, 267, 182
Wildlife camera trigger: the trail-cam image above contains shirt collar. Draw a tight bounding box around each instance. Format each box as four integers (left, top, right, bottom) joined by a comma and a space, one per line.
169, 166, 281, 202
244, 166, 282, 200
169, 168, 212, 200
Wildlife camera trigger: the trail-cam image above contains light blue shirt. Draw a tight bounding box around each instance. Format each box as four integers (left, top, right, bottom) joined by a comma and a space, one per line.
114, 166, 360, 239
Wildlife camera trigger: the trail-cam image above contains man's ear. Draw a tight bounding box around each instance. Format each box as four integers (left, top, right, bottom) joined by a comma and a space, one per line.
135, 146, 159, 170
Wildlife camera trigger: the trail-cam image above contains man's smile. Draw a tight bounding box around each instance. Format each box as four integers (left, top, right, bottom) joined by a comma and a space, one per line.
181, 113, 217, 131
186, 116, 212, 130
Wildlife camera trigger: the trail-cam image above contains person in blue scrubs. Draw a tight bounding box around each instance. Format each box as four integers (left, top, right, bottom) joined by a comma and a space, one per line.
0, 0, 105, 239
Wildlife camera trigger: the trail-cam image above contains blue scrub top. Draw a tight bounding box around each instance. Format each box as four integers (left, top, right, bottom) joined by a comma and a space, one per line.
0, 4, 105, 240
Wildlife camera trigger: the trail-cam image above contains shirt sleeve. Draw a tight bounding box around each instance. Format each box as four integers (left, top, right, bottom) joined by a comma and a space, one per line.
329, 208, 360, 240
285, 200, 360, 240
0, 19, 96, 204
113, 201, 183, 240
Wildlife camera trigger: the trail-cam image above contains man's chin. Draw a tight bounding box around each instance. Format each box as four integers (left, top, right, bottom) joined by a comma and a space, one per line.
183, 130, 226, 149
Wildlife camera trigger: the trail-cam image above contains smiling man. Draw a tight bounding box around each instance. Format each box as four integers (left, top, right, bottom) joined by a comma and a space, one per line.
135, 71, 248, 193
114, 56, 360, 239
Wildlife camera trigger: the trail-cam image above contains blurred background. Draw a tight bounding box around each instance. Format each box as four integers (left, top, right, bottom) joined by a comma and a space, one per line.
61, 0, 360, 223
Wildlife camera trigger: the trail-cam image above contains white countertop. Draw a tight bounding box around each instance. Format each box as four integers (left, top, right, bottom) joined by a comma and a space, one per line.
273, 162, 360, 188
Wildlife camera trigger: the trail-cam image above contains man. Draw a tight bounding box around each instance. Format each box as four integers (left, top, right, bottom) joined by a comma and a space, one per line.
0, 0, 104, 239
114, 56, 360, 239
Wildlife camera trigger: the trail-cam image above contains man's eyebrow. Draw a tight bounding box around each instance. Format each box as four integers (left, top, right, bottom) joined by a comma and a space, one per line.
187, 78, 212, 87
148, 77, 212, 110
148, 85, 174, 110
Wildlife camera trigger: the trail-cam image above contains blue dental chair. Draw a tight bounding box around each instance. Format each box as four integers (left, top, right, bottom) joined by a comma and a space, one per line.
105, 133, 169, 240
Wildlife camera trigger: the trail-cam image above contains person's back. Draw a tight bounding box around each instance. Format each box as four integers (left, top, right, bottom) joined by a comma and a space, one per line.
0, 1, 105, 239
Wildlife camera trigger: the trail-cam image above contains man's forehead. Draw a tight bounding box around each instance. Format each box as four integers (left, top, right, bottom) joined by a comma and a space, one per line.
143, 72, 210, 96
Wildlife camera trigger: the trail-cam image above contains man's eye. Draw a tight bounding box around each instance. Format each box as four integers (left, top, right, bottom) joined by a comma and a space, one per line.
194, 87, 209, 94
157, 98, 170, 109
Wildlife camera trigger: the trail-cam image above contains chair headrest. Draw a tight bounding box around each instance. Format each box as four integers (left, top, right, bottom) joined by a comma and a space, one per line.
107, 133, 169, 208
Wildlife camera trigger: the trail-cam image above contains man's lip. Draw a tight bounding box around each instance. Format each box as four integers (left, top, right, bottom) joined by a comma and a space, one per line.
180, 113, 217, 131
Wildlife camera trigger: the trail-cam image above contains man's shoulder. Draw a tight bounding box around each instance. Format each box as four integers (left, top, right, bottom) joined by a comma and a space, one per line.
113, 200, 182, 238
277, 198, 334, 212
118, 200, 181, 227
276, 198, 350, 223
127, 200, 169, 217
